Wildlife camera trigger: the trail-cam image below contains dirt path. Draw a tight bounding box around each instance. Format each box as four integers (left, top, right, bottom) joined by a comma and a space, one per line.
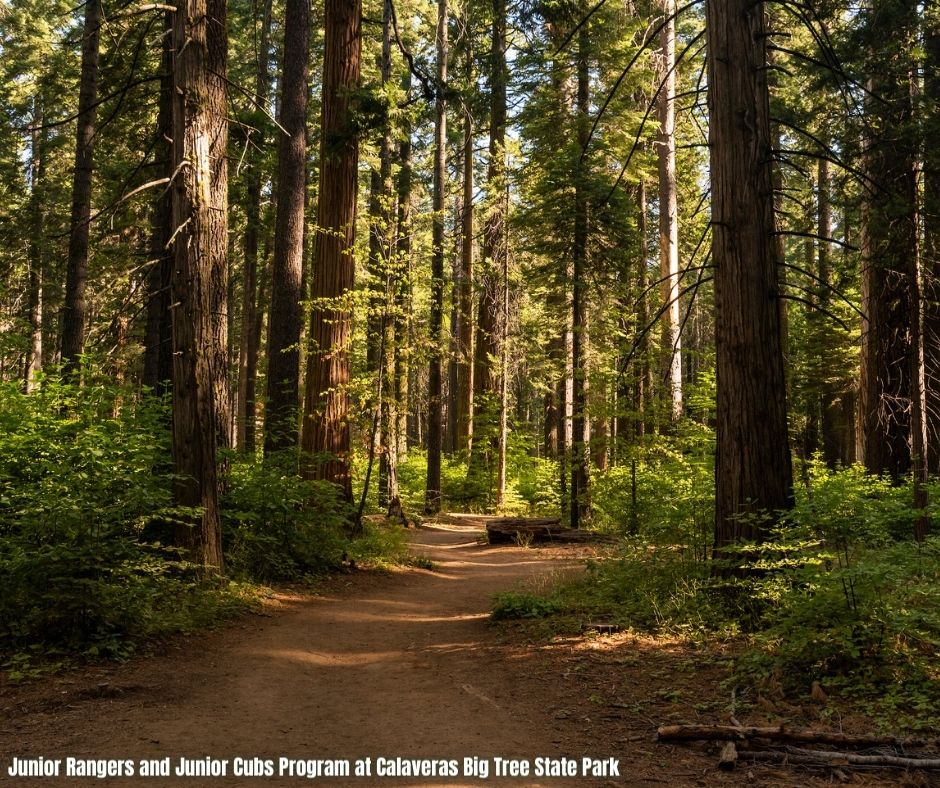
0, 522, 899, 787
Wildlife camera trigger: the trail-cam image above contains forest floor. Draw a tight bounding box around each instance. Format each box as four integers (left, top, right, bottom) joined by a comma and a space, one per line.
0, 520, 923, 787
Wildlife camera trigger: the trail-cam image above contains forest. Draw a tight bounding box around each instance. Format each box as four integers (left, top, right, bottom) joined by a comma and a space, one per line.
1, 0, 940, 761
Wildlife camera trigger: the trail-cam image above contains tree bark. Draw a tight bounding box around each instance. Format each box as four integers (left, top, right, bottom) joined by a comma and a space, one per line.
657, 0, 682, 423
143, 10, 174, 397
366, 0, 394, 374
570, 25, 590, 528
426, 0, 448, 514
470, 0, 507, 482
25, 95, 47, 394
301, 0, 362, 502
169, 0, 230, 571
61, 0, 102, 374
456, 32, 475, 458
923, 2, 940, 471
264, 0, 310, 454
858, 0, 918, 484
707, 0, 793, 550
236, 0, 273, 452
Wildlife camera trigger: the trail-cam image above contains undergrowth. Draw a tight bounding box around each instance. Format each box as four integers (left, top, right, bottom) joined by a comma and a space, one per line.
491, 437, 940, 733
0, 375, 412, 676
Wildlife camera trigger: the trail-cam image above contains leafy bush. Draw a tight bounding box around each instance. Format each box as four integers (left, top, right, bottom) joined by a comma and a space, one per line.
0, 376, 253, 661
221, 452, 352, 581
498, 425, 940, 730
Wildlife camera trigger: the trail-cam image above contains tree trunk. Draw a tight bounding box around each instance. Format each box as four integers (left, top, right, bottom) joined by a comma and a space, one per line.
570, 25, 590, 528
208, 0, 232, 452
168, 0, 230, 572
25, 95, 47, 394
456, 34, 475, 458
634, 179, 652, 438
470, 0, 507, 484
395, 70, 413, 460
371, 0, 395, 504
236, 0, 273, 451
366, 0, 394, 374
426, 0, 448, 514
707, 0, 793, 550
60, 0, 102, 375
301, 0, 362, 502
858, 0, 918, 484
143, 10, 174, 397
264, 0, 309, 454
657, 0, 682, 423
924, 4, 940, 472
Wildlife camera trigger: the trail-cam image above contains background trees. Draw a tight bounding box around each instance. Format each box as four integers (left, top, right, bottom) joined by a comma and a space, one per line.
0, 0, 935, 561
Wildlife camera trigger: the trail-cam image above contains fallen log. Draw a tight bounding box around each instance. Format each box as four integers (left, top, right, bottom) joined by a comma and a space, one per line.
657, 724, 939, 750
485, 519, 614, 545
739, 746, 940, 770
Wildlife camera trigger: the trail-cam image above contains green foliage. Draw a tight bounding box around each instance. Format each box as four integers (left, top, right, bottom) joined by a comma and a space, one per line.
497, 427, 940, 730
0, 376, 255, 663
590, 427, 713, 550
0, 376, 414, 672
491, 591, 560, 620
221, 453, 352, 582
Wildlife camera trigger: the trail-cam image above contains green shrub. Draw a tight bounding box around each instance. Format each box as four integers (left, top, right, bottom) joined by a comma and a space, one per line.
0, 376, 253, 661
221, 452, 352, 581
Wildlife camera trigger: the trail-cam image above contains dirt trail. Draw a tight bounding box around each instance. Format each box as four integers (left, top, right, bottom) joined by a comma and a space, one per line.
0, 522, 895, 787
0, 522, 615, 788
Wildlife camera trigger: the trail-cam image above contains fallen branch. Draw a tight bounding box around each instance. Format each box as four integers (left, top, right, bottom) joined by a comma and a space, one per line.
657, 724, 939, 750
739, 746, 940, 770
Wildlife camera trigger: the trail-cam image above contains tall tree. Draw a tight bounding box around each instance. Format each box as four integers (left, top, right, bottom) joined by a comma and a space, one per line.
857, 0, 918, 483
24, 94, 46, 394
923, 0, 940, 470
707, 0, 794, 549
369, 0, 395, 505
168, 0, 230, 571
301, 0, 362, 502
143, 9, 174, 396
235, 0, 274, 452
264, 0, 310, 454
455, 24, 474, 458
470, 0, 507, 479
570, 23, 590, 527
426, 0, 448, 513
657, 0, 682, 423
60, 0, 102, 374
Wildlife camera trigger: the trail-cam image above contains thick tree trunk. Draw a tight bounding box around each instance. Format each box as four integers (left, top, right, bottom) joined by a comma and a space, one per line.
707, 0, 793, 549
858, 2, 918, 483
143, 11, 174, 397
168, 0, 230, 571
208, 0, 231, 452
570, 26, 590, 528
470, 0, 507, 483
657, 0, 682, 423
236, 0, 273, 451
426, 0, 448, 514
301, 0, 362, 502
264, 0, 310, 454
60, 0, 102, 374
